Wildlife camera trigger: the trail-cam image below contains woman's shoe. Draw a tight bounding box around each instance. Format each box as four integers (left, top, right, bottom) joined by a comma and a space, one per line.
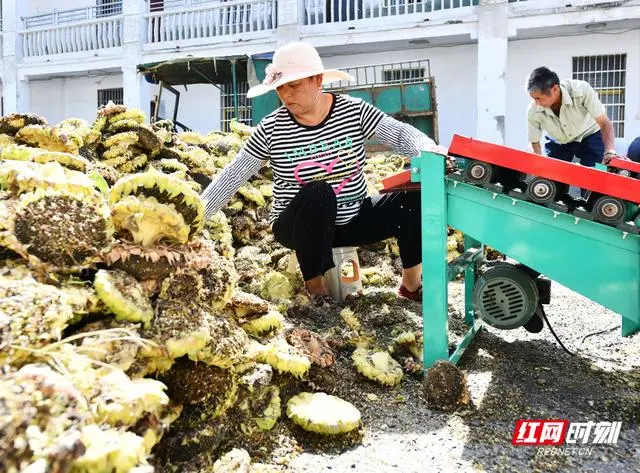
398, 285, 422, 302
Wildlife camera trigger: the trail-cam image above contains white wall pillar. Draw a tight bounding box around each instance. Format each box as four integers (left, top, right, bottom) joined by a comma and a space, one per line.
2, 0, 30, 113
276, 0, 301, 45
476, 0, 509, 144
3, 59, 30, 114
122, 0, 146, 112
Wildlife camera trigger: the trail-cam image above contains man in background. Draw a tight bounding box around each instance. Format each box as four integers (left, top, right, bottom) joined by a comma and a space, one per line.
626, 136, 640, 163
526, 66, 618, 166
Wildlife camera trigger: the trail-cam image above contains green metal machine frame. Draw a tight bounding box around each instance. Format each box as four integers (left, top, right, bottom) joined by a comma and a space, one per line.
411, 152, 640, 368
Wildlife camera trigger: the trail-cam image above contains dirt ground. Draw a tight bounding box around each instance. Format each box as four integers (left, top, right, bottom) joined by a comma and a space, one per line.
282, 280, 640, 473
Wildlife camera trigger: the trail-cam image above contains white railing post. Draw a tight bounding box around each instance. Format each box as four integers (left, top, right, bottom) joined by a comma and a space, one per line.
143, 0, 278, 46
3, 0, 30, 113
278, 0, 300, 43
122, 0, 145, 111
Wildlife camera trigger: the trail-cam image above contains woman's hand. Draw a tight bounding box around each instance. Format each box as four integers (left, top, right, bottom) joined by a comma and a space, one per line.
424, 143, 449, 155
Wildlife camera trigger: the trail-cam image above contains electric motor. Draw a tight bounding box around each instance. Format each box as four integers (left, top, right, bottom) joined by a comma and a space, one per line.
472, 263, 540, 330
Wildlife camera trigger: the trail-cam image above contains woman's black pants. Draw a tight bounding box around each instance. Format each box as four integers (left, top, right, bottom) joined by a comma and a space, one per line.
272, 181, 421, 281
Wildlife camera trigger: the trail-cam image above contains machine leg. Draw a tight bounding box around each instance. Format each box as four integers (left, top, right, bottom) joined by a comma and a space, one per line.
415, 153, 450, 368
622, 315, 640, 337
463, 235, 480, 327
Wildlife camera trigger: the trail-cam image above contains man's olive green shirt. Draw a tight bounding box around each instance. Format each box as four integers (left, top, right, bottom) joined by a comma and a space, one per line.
527, 79, 606, 145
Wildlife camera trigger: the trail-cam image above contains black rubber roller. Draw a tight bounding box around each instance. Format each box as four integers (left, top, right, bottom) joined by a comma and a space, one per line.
464, 160, 495, 185
592, 195, 627, 225
616, 168, 638, 179
525, 177, 568, 205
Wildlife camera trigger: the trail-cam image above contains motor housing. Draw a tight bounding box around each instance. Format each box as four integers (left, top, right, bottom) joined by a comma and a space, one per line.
472, 263, 547, 330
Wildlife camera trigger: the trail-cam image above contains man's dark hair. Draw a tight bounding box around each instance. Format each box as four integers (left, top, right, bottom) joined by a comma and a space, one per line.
527, 67, 560, 95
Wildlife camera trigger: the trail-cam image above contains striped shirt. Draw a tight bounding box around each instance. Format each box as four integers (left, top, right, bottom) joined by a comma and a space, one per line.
202, 94, 435, 225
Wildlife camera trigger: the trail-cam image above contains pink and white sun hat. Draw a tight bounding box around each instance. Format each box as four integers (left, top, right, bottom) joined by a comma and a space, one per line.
247, 41, 354, 99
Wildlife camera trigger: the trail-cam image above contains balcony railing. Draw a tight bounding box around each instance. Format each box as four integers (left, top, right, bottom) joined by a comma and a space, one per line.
21, 17, 123, 57
22, 1, 123, 29
301, 0, 527, 25
19, 1, 123, 57
13, 0, 534, 58
302, 0, 479, 25
155, 0, 226, 9
145, 0, 277, 44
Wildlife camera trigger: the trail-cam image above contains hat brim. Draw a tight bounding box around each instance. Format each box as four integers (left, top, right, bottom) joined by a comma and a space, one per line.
246, 69, 354, 99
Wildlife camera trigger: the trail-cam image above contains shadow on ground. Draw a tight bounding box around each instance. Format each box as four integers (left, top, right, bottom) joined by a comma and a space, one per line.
458, 329, 640, 473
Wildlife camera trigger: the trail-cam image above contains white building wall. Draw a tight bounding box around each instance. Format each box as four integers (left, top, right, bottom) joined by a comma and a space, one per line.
143, 82, 223, 133
30, 73, 123, 124
27, 75, 221, 133
173, 84, 222, 133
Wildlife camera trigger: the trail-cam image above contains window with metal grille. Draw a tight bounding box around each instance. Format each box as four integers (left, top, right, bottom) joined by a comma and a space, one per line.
220, 82, 252, 132
326, 61, 431, 90
382, 67, 425, 84
97, 88, 124, 107
572, 54, 626, 137
96, 0, 123, 18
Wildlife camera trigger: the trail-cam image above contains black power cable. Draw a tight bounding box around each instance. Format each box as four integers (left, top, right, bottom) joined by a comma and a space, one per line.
581, 325, 621, 343
538, 305, 627, 363
537, 304, 575, 356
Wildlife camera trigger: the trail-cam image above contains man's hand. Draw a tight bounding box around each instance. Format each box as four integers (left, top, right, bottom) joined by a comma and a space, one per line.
603, 150, 623, 165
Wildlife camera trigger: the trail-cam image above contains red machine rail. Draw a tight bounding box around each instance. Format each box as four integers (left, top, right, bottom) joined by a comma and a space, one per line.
448, 135, 640, 204
380, 169, 418, 193
609, 157, 640, 174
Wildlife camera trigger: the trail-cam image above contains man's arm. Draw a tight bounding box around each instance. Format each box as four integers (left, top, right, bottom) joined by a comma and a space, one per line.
579, 81, 617, 163
530, 142, 542, 155
527, 106, 543, 154
595, 113, 618, 163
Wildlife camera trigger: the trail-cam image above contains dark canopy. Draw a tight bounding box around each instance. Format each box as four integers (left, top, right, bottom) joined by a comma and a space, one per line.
137, 56, 249, 86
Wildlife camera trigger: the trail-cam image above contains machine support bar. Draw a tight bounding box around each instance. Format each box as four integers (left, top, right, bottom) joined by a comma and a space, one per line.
449, 320, 482, 365
448, 247, 483, 282
413, 153, 450, 367
464, 235, 481, 327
